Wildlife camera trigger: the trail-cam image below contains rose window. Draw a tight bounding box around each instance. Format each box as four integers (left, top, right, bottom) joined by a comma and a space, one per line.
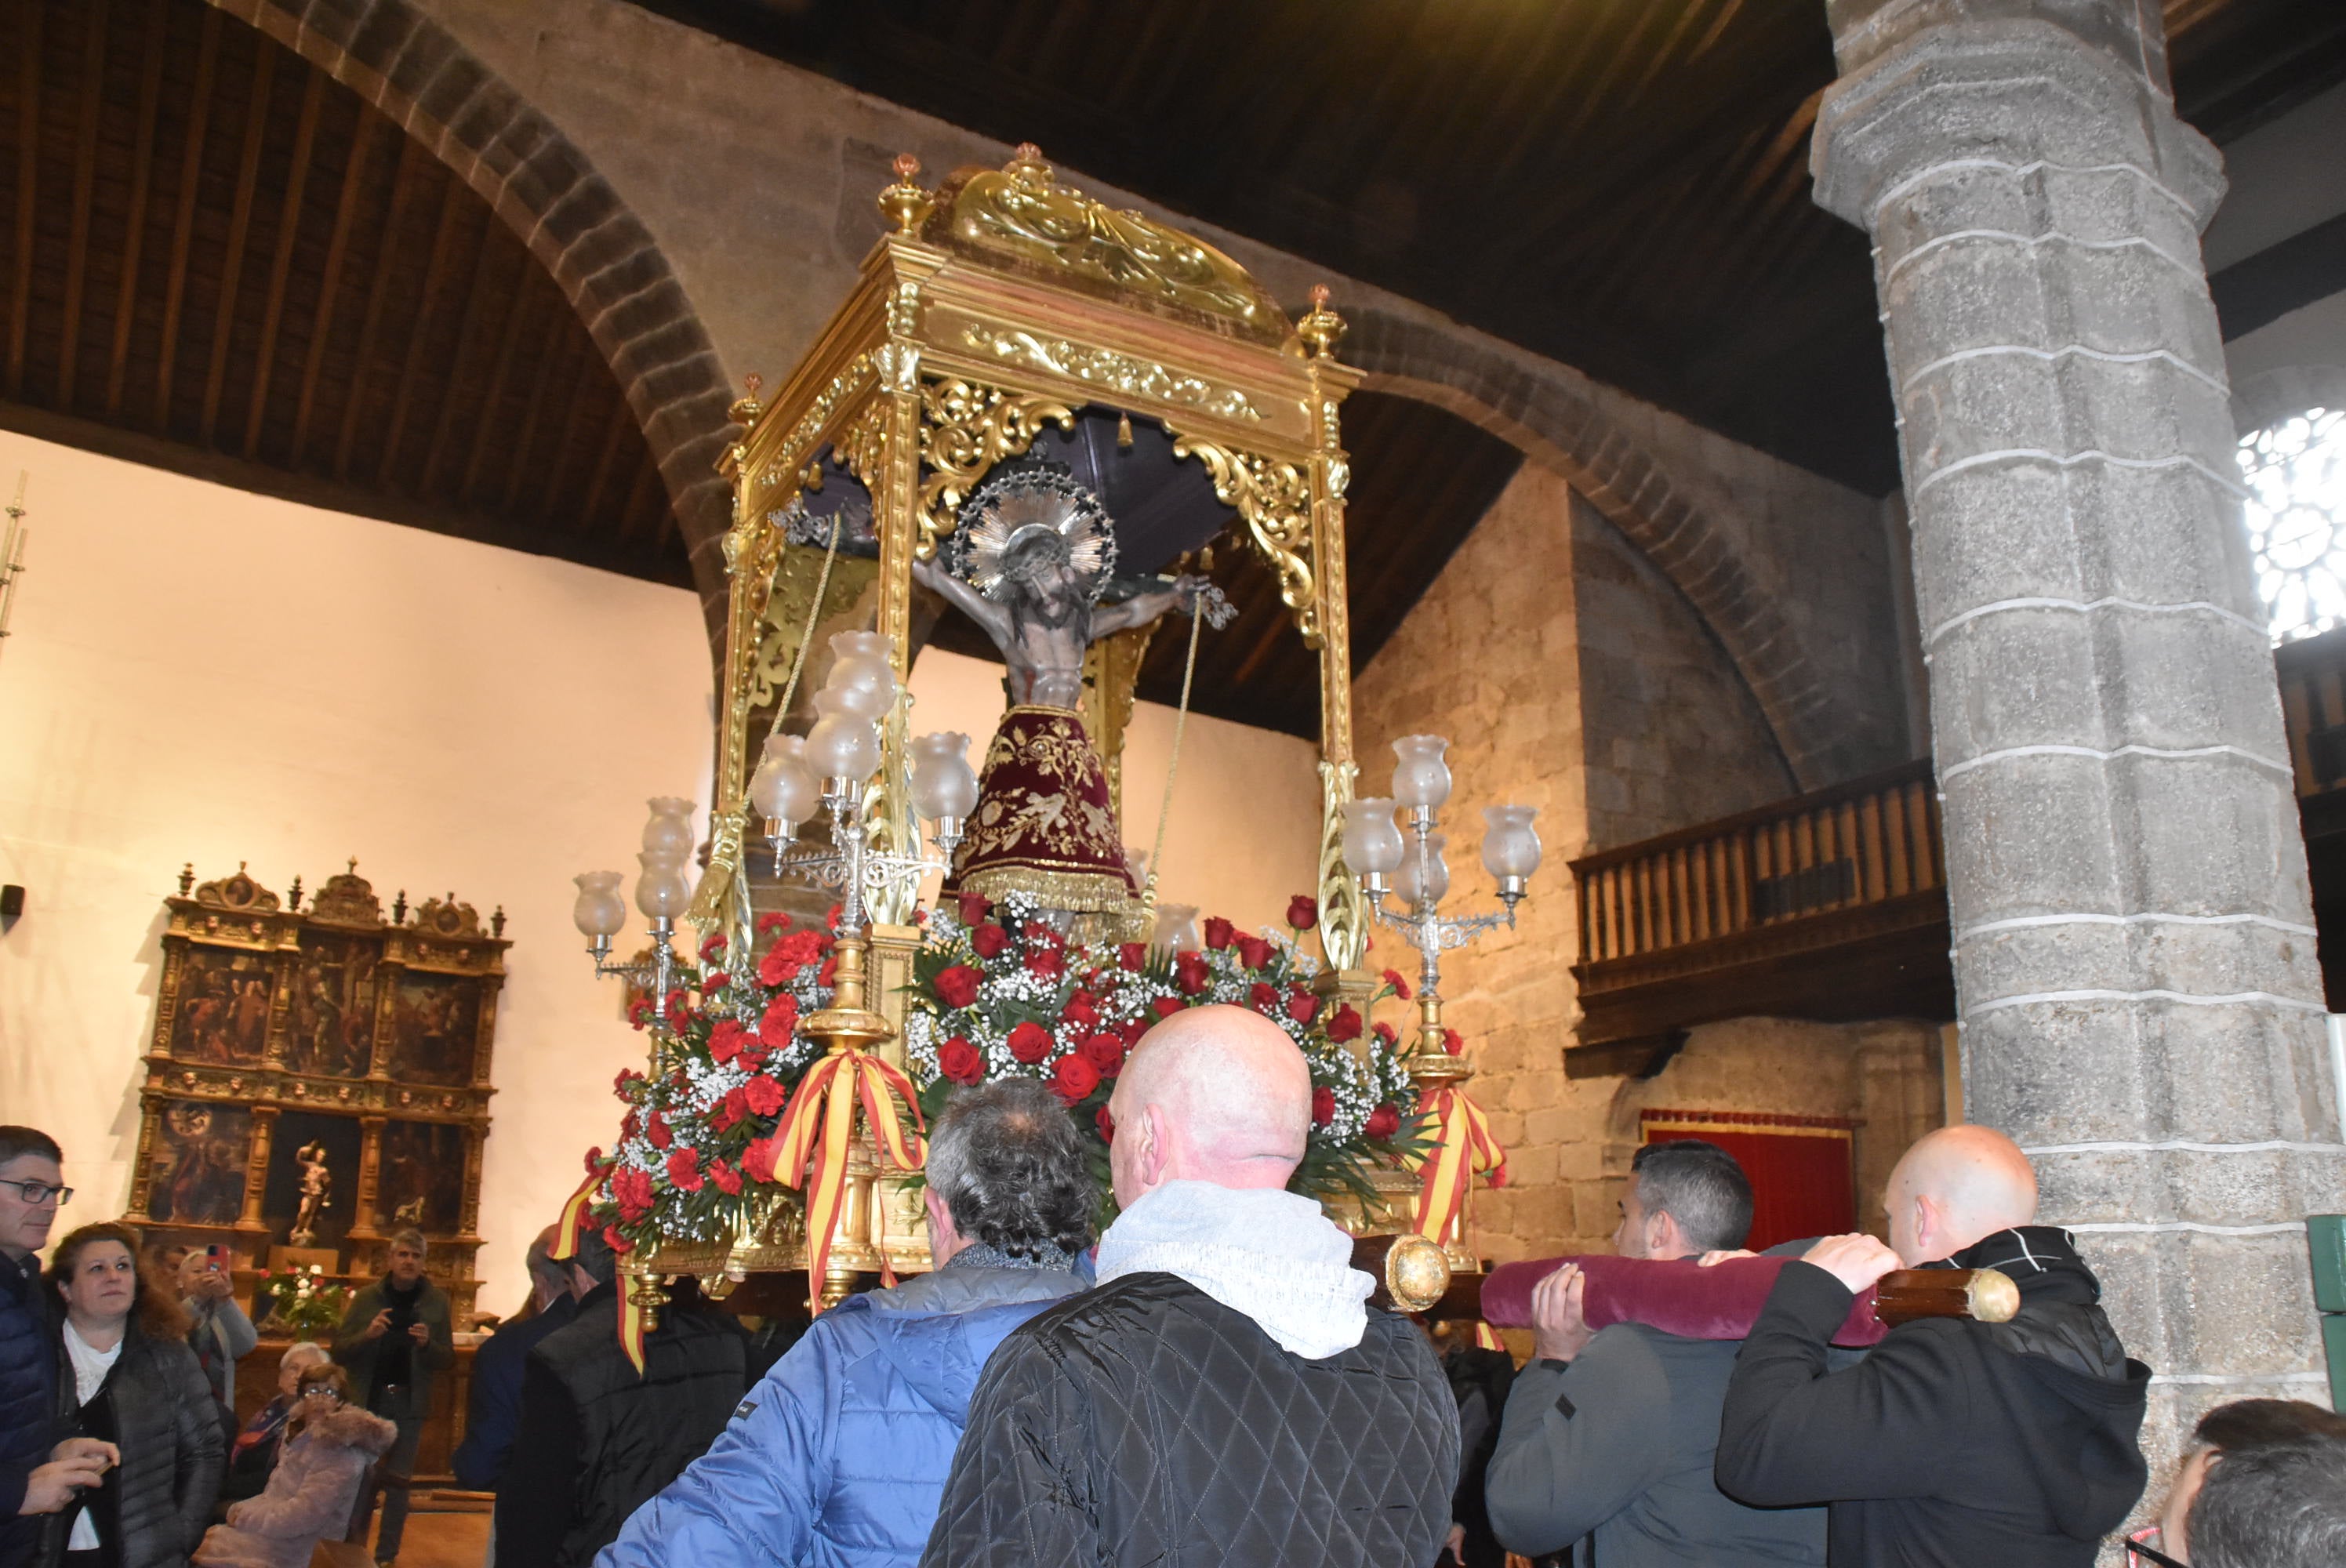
2240, 405, 2346, 642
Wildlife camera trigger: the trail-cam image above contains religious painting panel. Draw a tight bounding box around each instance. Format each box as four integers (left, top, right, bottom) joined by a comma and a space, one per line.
381, 972, 481, 1086
284, 931, 380, 1078
144, 1100, 254, 1227
375, 1120, 467, 1232
260, 1111, 363, 1254
165, 948, 278, 1066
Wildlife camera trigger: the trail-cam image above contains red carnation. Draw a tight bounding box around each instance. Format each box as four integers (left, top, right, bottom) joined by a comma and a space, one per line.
612, 1069, 643, 1097
627, 997, 652, 1030
971, 924, 1011, 959
666, 1147, 703, 1192
1235, 934, 1272, 971
1287, 895, 1318, 931
756, 911, 790, 935
743, 1073, 785, 1117
1286, 989, 1320, 1025
1060, 993, 1099, 1029
1025, 946, 1066, 982
1152, 996, 1186, 1020
934, 965, 982, 1009
1444, 1027, 1465, 1056
708, 1159, 743, 1196
708, 1019, 750, 1065
1311, 1086, 1335, 1127
612, 1165, 654, 1221
699, 931, 728, 962
1080, 1033, 1126, 1076
1382, 967, 1412, 1001
712, 1087, 747, 1131
663, 989, 690, 1029
603, 1225, 634, 1255
957, 891, 990, 927
818, 955, 838, 987
1117, 942, 1146, 972
1007, 1022, 1054, 1064
1373, 1021, 1398, 1047
1095, 1106, 1116, 1142
1249, 982, 1280, 1014
826, 902, 844, 931
740, 1135, 782, 1185
646, 1114, 673, 1151
1365, 1103, 1401, 1141
702, 971, 729, 992
1326, 1004, 1364, 1043
938, 1036, 985, 1085
1050, 1053, 1101, 1105
759, 993, 801, 1048
1203, 916, 1235, 949
1175, 952, 1211, 995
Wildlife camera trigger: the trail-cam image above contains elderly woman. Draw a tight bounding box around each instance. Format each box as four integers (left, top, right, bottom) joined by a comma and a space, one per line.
43, 1222, 224, 1568
218, 1345, 330, 1506
192, 1365, 394, 1568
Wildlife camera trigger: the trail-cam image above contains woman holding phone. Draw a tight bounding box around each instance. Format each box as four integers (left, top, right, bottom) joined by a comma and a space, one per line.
42, 1223, 224, 1568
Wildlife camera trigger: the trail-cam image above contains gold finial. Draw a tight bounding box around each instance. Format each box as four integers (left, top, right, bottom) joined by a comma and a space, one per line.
1005, 142, 1053, 188
1297, 283, 1346, 359
877, 154, 932, 235
728, 372, 764, 426
1116, 410, 1134, 449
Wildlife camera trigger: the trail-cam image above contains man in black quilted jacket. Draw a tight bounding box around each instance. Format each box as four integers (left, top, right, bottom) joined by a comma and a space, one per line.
920, 1004, 1459, 1568
0, 1127, 113, 1568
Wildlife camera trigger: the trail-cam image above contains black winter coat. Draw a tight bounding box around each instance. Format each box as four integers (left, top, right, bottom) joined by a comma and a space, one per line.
0, 1255, 57, 1568
494, 1282, 747, 1568
1716, 1227, 2152, 1568
919, 1272, 1461, 1568
41, 1321, 226, 1568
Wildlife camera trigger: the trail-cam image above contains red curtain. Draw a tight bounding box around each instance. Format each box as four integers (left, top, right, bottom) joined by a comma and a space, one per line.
1640, 1110, 1855, 1252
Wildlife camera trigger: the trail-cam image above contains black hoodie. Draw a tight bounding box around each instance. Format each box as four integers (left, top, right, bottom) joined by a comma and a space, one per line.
1714, 1227, 2152, 1568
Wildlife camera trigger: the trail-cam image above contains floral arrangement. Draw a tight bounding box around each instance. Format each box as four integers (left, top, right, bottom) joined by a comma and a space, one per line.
255, 1265, 350, 1336
902, 890, 1425, 1211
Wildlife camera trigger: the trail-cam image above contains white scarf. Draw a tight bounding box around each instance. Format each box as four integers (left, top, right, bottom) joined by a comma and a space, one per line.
1095, 1180, 1374, 1359
61, 1322, 122, 1552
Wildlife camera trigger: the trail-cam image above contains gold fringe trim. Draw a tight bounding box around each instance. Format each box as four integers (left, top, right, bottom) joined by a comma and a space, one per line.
956, 864, 1138, 915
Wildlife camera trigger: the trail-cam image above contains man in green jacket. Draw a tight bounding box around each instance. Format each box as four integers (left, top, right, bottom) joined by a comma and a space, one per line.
332, 1229, 454, 1567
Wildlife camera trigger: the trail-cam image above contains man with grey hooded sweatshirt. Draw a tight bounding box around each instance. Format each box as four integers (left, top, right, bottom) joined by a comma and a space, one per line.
921, 1004, 1458, 1568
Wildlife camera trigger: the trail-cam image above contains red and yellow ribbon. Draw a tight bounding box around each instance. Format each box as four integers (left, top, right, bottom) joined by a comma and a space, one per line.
770, 1047, 925, 1311
549, 1162, 608, 1261
1407, 1084, 1509, 1351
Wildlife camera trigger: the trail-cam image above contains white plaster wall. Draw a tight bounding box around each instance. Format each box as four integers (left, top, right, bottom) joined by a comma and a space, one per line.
0, 431, 716, 1316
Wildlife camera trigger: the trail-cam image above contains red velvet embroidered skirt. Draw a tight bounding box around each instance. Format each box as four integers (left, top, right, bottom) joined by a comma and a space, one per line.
946, 705, 1138, 913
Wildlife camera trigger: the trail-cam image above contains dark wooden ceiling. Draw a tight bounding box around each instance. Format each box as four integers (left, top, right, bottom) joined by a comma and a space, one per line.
0, 0, 685, 584
626, 0, 2346, 497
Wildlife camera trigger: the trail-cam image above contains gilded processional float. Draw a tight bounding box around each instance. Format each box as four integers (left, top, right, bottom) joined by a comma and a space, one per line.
559, 147, 1543, 1358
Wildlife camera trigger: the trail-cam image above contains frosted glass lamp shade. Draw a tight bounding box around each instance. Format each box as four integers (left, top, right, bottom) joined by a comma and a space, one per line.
1155, 902, 1201, 953
572, 872, 627, 938
1342, 797, 1405, 876
1480, 805, 1543, 880
640, 797, 697, 862
749, 735, 822, 828
1390, 735, 1453, 811
634, 851, 694, 920
820, 630, 901, 721
806, 711, 883, 787
909, 732, 980, 822
1393, 832, 1450, 909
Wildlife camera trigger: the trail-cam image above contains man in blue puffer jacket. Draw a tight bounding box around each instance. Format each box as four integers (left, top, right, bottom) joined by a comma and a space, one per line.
596, 1077, 1095, 1568
2, 1126, 113, 1568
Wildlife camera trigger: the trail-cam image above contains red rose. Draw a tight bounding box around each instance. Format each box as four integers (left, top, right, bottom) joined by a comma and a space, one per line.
938, 1036, 985, 1085
1204, 916, 1235, 949
1382, 967, 1412, 1001
1311, 1086, 1335, 1127
759, 994, 801, 1048
1120, 1016, 1149, 1045
1235, 934, 1271, 971
1025, 946, 1065, 982
740, 1135, 782, 1185
1287, 895, 1318, 931
666, 1147, 703, 1192
1152, 996, 1186, 1020
1365, 1103, 1401, 1141
1326, 1004, 1363, 1043
708, 1159, 743, 1196
1095, 1106, 1116, 1142
743, 1073, 786, 1117
1080, 1033, 1126, 1076
957, 891, 990, 927
1007, 1022, 1054, 1064
708, 1019, 749, 1065
1022, 921, 1056, 944
1117, 942, 1146, 972
1286, 989, 1320, 1025
1050, 1053, 1101, 1105
1249, 982, 1280, 1014
971, 924, 1011, 958
934, 965, 982, 1009
756, 911, 790, 935
1175, 952, 1211, 995
603, 1225, 634, 1255
1444, 1028, 1465, 1056
646, 1114, 673, 1151
1060, 993, 1099, 1029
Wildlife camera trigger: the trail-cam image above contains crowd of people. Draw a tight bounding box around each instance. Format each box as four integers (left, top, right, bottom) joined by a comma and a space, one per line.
4, 1002, 2344, 1567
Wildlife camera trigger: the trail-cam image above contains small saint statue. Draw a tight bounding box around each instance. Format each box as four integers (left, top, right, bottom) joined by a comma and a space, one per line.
289, 1142, 332, 1246
910, 463, 1208, 914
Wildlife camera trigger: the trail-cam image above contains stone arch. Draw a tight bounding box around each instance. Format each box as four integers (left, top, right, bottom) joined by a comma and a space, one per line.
1343, 307, 1859, 790
210, 0, 737, 647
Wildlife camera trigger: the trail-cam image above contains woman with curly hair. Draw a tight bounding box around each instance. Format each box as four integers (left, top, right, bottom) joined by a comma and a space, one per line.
42, 1222, 223, 1568
192, 1364, 394, 1568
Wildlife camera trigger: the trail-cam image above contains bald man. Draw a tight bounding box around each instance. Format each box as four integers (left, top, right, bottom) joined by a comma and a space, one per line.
1715, 1125, 2151, 1567
920, 1005, 1459, 1568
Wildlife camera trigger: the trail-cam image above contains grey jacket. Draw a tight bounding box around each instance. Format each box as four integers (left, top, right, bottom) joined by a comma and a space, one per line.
1487, 1323, 1828, 1567
330, 1280, 455, 1421
182, 1296, 257, 1410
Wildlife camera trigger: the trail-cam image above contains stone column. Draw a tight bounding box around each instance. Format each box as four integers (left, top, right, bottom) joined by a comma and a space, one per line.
1811, 0, 2346, 1454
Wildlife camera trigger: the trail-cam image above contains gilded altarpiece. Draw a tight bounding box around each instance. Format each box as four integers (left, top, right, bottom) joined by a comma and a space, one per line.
126, 863, 506, 1327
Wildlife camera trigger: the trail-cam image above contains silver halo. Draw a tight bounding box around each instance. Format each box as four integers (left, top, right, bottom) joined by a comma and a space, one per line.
950, 466, 1119, 604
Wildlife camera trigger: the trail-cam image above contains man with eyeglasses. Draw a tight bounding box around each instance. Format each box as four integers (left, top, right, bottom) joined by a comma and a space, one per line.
1, 1126, 116, 1568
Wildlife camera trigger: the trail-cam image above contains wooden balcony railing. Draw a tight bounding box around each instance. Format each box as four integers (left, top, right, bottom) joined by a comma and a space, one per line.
1569, 759, 1953, 1057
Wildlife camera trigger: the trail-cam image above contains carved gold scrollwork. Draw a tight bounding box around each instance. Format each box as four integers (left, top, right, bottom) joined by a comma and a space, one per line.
835, 401, 890, 490
1168, 431, 1320, 645
755, 354, 877, 494
1316, 759, 1371, 972
917, 378, 1075, 556
956, 325, 1261, 421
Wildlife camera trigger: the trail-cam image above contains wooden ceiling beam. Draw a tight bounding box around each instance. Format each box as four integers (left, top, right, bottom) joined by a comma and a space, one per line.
611, 449, 657, 550
289, 110, 375, 465
574, 390, 634, 533
376, 177, 469, 490
529, 336, 600, 526
198, 41, 278, 446
56, 0, 109, 411
5, 0, 44, 401
151, 3, 221, 434
104, 0, 171, 418
418, 208, 506, 499
332, 131, 423, 481
496, 296, 564, 514
237, 62, 322, 456
457, 278, 532, 504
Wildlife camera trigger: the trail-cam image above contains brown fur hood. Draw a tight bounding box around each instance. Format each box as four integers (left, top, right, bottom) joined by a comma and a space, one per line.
296, 1403, 399, 1457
